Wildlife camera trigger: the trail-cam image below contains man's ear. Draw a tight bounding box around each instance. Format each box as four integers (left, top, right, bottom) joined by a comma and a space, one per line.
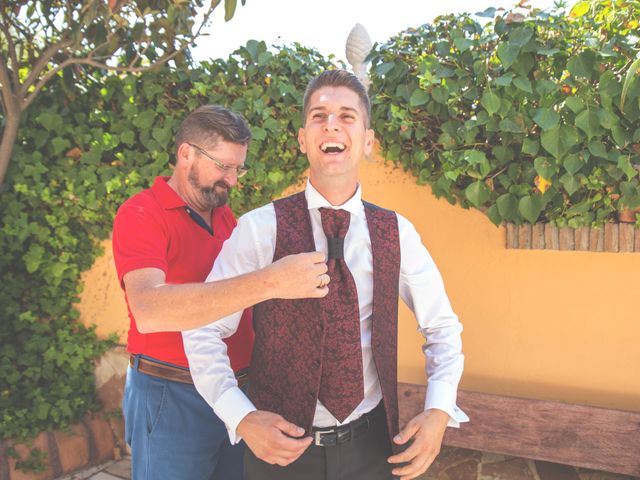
298, 128, 307, 154
364, 128, 375, 157
176, 142, 192, 167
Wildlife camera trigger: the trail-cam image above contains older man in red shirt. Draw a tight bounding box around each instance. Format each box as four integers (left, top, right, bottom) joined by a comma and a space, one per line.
113, 105, 329, 480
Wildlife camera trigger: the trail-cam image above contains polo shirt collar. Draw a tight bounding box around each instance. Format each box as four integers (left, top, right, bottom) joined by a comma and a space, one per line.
304, 179, 364, 217
152, 176, 187, 210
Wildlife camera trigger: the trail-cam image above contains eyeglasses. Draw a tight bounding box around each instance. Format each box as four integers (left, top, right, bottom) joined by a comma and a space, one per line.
187, 143, 249, 178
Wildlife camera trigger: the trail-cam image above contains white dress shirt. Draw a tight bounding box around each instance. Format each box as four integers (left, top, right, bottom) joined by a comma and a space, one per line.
183, 181, 469, 443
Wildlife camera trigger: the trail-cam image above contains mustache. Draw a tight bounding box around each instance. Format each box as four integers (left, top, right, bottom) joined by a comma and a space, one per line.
201, 180, 231, 194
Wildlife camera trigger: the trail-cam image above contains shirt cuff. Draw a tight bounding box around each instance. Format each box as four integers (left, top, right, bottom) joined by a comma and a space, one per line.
213, 386, 257, 444
424, 380, 469, 428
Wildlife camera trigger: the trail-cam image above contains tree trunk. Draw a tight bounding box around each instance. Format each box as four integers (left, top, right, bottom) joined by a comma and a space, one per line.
0, 108, 21, 187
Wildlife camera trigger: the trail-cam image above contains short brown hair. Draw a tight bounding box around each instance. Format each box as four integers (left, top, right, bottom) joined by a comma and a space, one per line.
302, 70, 371, 127
175, 104, 251, 151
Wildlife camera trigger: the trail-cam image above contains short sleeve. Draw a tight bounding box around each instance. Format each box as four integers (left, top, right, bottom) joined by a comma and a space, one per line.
112, 201, 169, 287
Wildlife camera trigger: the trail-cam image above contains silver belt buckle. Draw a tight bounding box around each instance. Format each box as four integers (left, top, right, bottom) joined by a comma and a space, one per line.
314, 430, 324, 446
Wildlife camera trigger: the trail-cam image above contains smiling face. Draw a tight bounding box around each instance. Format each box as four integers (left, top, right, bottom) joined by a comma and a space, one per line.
175, 140, 247, 213
298, 86, 374, 191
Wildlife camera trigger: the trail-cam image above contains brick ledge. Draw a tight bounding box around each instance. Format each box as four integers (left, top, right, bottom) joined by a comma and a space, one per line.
505, 223, 640, 252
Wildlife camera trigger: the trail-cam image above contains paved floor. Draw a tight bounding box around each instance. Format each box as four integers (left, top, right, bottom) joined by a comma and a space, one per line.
56, 447, 638, 480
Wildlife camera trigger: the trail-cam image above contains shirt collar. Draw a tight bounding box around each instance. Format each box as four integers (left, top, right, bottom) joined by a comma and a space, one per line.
304, 179, 364, 217
151, 176, 187, 210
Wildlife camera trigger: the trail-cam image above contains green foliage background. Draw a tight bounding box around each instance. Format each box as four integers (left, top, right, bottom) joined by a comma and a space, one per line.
2, 0, 640, 464
0, 41, 333, 444
368, 1, 640, 227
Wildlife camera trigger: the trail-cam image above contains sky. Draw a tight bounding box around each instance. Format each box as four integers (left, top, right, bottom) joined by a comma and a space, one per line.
192, 0, 561, 64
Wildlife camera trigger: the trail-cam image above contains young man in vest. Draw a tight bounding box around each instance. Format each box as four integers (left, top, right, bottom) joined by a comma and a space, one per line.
184, 72, 468, 480
112, 105, 330, 480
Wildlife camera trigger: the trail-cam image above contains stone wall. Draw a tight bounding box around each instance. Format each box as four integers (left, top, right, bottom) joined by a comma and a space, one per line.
1, 348, 128, 480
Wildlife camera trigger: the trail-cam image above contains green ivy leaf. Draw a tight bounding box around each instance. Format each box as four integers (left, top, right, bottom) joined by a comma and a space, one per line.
513, 76, 533, 93
486, 204, 502, 226
611, 125, 631, 147
494, 73, 514, 86
431, 86, 448, 105
497, 43, 520, 70
496, 193, 518, 220
541, 125, 580, 158
570, 0, 590, 17
575, 110, 603, 139
23, 244, 45, 273
409, 89, 429, 106
509, 27, 533, 47
564, 96, 585, 113
617, 155, 638, 179
532, 108, 560, 131
597, 108, 619, 129
499, 117, 525, 133
563, 154, 584, 174
250, 127, 267, 141
587, 140, 608, 158
534, 156, 556, 178
454, 38, 473, 52
522, 138, 540, 156
465, 181, 491, 207
560, 173, 581, 195
567, 51, 596, 79
480, 91, 501, 115
518, 194, 544, 223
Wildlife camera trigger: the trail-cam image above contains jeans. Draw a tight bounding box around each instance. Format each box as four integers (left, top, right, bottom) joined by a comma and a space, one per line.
123, 356, 244, 480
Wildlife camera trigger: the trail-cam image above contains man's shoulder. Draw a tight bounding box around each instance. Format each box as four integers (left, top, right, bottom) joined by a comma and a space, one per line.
117, 186, 159, 215
237, 201, 276, 226
362, 199, 396, 215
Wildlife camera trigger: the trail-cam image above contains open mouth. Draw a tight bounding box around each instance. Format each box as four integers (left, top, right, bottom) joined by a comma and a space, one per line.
320, 142, 346, 154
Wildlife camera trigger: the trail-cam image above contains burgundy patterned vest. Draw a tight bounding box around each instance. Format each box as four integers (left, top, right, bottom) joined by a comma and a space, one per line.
248, 191, 401, 444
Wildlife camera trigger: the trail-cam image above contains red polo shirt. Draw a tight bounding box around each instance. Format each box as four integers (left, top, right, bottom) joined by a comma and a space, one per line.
112, 176, 253, 370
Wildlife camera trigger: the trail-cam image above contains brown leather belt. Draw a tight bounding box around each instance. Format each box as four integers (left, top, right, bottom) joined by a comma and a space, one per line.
130, 355, 249, 388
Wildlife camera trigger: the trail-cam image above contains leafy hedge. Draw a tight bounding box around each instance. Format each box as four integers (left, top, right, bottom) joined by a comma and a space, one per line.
0, 41, 333, 444
368, 1, 640, 226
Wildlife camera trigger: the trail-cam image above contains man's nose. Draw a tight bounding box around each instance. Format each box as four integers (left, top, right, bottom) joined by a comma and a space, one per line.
223, 171, 239, 186
323, 113, 339, 131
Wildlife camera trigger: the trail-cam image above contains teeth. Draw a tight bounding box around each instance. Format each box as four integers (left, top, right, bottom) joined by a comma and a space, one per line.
320, 142, 346, 153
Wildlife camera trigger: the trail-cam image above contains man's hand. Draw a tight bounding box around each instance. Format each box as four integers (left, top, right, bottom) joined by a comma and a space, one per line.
267, 252, 329, 299
387, 409, 450, 479
237, 410, 313, 466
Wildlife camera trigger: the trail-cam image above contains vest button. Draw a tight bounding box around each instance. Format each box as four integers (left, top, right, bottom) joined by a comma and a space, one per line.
313, 358, 321, 367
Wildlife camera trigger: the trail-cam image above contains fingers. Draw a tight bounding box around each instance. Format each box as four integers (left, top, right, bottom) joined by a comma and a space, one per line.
275, 417, 306, 438
388, 441, 420, 464
393, 419, 420, 446
304, 251, 327, 264
392, 455, 433, 480
239, 411, 312, 467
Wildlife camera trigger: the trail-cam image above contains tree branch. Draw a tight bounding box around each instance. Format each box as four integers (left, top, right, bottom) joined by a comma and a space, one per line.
0, 52, 18, 114
0, 16, 19, 87
20, 37, 73, 96
21, 57, 76, 110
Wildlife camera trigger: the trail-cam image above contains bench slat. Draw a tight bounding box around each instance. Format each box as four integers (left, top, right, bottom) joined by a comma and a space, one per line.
398, 383, 640, 477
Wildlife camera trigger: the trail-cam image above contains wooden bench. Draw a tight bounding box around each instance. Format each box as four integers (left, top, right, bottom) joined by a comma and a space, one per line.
398, 383, 640, 477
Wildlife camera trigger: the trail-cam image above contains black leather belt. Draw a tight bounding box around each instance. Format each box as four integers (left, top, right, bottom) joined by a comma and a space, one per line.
312, 402, 384, 447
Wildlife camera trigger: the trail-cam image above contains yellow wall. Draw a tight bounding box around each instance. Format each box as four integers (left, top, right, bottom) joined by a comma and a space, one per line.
78, 153, 640, 412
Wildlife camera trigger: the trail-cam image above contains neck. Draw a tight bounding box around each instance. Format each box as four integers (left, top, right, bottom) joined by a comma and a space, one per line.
309, 176, 358, 206
167, 174, 212, 225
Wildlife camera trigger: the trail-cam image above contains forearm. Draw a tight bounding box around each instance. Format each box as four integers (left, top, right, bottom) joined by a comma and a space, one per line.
130, 267, 275, 333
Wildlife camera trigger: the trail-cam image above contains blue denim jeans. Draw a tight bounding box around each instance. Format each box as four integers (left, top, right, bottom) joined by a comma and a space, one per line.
123, 356, 244, 480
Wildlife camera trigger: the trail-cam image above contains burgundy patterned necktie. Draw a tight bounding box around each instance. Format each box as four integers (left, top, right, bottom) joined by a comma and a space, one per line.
318, 208, 364, 422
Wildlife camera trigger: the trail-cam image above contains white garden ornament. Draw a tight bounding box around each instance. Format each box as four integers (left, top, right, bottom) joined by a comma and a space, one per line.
345, 23, 373, 88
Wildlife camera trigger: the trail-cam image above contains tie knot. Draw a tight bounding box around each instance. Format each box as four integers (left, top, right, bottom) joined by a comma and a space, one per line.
319, 208, 350, 238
